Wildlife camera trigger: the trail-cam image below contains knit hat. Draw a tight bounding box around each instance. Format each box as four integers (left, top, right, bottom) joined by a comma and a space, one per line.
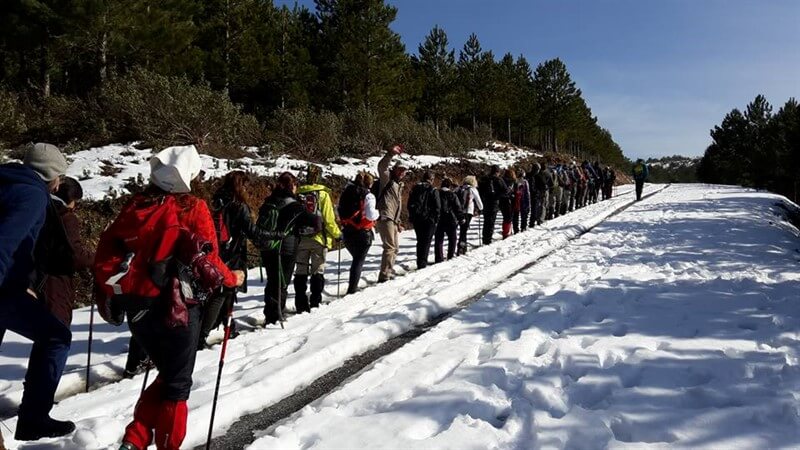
149, 146, 202, 193
24, 143, 68, 181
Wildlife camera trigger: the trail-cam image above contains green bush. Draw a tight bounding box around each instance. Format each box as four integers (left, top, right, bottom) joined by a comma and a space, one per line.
0, 89, 27, 148
103, 69, 262, 155
267, 108, 343, 161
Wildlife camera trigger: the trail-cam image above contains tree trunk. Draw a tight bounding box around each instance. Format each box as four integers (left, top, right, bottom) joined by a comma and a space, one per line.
507, 117, 511, 144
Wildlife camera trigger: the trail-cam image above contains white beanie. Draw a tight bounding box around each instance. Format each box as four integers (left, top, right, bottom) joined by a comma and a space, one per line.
149, 146, 202, 193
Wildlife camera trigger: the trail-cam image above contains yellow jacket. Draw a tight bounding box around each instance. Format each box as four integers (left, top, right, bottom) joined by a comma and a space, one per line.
298, 184, 341, 249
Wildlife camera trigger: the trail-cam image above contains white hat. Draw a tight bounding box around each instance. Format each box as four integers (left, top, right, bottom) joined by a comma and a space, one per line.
149, 146, 202, 193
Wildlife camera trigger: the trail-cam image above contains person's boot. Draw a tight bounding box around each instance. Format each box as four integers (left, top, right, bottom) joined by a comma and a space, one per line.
15, 416, 76, 440
310, 274, 324, 309
294, 275, 310, 313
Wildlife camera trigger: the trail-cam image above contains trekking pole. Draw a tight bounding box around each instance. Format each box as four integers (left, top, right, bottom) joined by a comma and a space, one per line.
206, 300, 234, 450
337, 245, 342, 298
85, 297, 96, 393
276, 244, 285, 330
140, 366, 150, 396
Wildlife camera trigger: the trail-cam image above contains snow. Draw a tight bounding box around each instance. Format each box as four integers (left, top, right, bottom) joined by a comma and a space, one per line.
248, 185, 800, 450
4, 184, 799, 450
66, 143, 542, 201
0, 185, 639, 449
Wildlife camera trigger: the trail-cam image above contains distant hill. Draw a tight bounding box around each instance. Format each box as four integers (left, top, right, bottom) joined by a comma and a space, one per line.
645, 155, 700, 183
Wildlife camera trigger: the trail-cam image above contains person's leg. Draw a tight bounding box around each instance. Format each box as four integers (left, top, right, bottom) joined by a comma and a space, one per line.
414, 222, 427, 269
0, 291, 72, 437
377, 220, 397, 281
512, 210, 520, 234
263, 252, 281, 324
636, 181, 644, 200
309, 243, 327, 308
434, 223, 445, 263
198, 291, 226, 348
346, 230, 371, 294
294, 241, 311, 313
521, 209, 529, 231
481, 210, 494, 245
446, 224, 458, 259
280, 253, 295, 313
458, 214, 472, 255
124, 335, 148, 377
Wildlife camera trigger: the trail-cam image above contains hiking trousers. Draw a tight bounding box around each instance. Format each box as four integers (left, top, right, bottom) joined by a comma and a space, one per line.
413, 219, 437, 269
343, 227, 373, 294
482, 208, 498, 245
124, 305, 201, 450
635, 180, 644, 201
435, 221, 458, 262
0, 288, 71, 427
458, 214, 473, 255
376, 219, 399, 281
262, 250, 296, 324
295, 239, 328, 310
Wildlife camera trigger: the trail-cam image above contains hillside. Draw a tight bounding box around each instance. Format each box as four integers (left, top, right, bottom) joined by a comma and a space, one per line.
645, 155, 700, 183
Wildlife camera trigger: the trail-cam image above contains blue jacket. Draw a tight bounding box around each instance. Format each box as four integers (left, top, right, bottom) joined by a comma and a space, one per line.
0, 164, 50, 292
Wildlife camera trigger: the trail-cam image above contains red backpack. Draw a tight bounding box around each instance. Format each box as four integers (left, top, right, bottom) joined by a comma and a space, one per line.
93, 194, 183, 324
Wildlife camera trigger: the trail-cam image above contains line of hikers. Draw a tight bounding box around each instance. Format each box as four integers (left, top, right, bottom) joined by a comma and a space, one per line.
0, 143, 630, 450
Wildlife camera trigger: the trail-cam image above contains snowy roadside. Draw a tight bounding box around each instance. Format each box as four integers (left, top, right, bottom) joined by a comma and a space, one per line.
66, 143, 542, 201
1, 186, 651, 449
248, 184, 800, 450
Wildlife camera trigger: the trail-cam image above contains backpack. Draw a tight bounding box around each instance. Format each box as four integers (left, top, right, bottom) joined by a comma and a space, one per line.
34, 201, 75, 277
339, 184, 373, 230
456, 185, 472, 212
256, 197, 299, 251
297, 190, 325, 237
408, 183, 433, 222
440, 189, 463, 224
93, 195, 185, 325
477, 177, 495, 204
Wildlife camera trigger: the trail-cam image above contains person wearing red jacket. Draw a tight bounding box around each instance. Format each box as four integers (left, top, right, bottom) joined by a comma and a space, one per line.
115, 147, 244, 450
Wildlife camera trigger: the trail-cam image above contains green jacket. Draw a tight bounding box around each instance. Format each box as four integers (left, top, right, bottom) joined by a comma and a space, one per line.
298, 184, 341, 249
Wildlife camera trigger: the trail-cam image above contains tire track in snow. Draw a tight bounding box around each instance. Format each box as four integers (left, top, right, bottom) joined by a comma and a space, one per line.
205, 186, 668, 450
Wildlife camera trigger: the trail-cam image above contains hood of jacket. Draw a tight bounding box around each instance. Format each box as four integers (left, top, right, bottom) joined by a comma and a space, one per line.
298, 184, 331, 195
0, 163, 49, 195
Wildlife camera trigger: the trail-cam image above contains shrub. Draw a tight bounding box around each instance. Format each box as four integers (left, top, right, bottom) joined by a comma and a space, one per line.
266, 107, 343, 161
103, 69, 262, 154
0, 89, 27, 148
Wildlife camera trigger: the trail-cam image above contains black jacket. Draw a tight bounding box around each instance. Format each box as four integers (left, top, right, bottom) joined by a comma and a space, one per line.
408, 182, 441, 224
438, 188, 464, 227
477, 175, 510, 211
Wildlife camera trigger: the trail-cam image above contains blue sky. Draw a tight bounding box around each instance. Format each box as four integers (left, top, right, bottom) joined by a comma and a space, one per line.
277, 0, 799, 159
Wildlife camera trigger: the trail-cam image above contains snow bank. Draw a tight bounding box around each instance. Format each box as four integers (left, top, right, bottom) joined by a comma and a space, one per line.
66, 143, 542, 201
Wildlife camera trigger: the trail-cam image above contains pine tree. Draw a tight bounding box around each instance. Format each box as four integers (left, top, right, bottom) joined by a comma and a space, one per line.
532, 58, 581, 152
417, 25, 456, 132
457, 33, 483, 130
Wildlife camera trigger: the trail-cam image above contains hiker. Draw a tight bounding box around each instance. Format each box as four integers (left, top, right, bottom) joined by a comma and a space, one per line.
566, 163, 577, 212
551, 166, 564, 219
94, 146, 245, 450
456, 175, 483, 255
434, 178, 464, 263
574, 164, 587, 209
477, 165, 509, 245
512, 169, 531, 233
583, 161, 599, 204
375, 145, 407, 282
338, 173, 379, 295
500, 169, 517, 238
593, 161, 604, 201
602, 166, 616, 200
556, 165, 572, 216
294, 165, 341, 312
0, 143, 74, 440
34, 177, 95, 327
199, 171, 282, 349
257, 172, 309, 325
632, 159, 649, 201
546, 166, 557, 219
528, 163, 548, 227
408, 171, 440, 269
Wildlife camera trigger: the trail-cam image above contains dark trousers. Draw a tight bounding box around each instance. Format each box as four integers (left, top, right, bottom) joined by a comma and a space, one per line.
124, 335, 148, 373
343, 227, 373, 295
199, 289, 236, 343
435, 221, 458, 263
0, 289, 71, 424
128, 305, 201, 401
635, 180, 644, 200
414, 219, 436, 269
457, 214, 473, 255
482, 208, 498, 245
262, 251, 295, 324
513, 209, 529, 233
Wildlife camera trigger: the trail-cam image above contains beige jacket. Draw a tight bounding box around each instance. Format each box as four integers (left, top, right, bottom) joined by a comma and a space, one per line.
377, 152, 404, 223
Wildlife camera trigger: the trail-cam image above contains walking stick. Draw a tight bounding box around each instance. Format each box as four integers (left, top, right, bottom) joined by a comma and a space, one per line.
206, 299, 235, 450
85, 297, 96, 393
337, 245, 342, 298
140, 366, 150, 396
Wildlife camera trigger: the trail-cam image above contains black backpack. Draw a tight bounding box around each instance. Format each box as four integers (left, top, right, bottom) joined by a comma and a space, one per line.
34, 201, 75, 277
408, 183, 434, 222
456, 185, 472, 211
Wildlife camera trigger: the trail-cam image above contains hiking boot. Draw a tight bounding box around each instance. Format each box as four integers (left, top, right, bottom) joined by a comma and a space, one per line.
15, 416, 76, 440
119, 442, 139, 450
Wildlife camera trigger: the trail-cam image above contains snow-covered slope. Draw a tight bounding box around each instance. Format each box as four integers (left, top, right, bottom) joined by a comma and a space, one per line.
250, 184, 800, 450
66, 143, 542, 201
